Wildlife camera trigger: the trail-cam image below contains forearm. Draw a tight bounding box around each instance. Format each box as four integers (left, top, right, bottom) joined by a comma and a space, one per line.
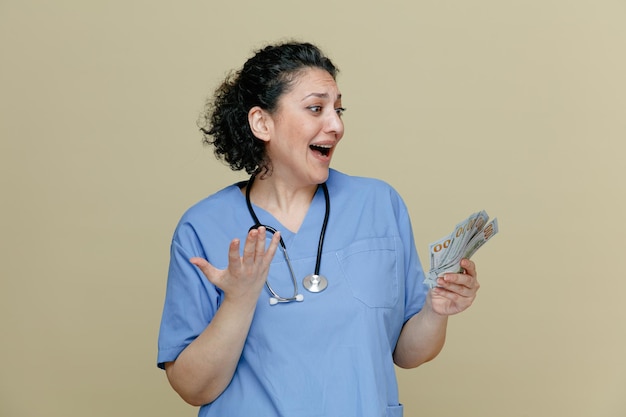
393, 295, 448, 369
165, 296, 257, 406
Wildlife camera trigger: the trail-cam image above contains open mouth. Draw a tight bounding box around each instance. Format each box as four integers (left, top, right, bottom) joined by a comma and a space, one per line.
310, 144, 332, 157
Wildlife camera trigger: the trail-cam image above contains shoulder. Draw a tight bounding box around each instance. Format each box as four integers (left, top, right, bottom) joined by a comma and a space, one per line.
175, 182, 244, 228
327, 169, 410, 221
327, 169, 402, 199
328, 168, 394, 189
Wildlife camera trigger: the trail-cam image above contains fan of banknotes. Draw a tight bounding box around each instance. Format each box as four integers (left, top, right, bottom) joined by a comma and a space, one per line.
424, 210, 499, 289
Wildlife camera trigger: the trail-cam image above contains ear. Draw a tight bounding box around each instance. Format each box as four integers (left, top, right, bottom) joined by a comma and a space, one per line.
248, 106, 272, 142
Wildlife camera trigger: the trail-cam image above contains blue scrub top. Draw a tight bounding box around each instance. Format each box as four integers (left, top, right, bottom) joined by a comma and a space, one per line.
157, 169, 428, 417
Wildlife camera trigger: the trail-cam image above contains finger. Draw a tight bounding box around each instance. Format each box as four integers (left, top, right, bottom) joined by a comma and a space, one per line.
261, 231, 280, 273
255, 226, 268, 260
458, 259, 480, 293
440, 272, 471, 287
441, 270, 480, 293
432, 286, 461, 302
461, 258, 477, 278
432, 286, 474, 312
263, 231, 281, 268
438, 276, 474, 297
190, 256, 210, 270
190, 257, 221, 282
242, 229, 259, 265
228, 238, 243, 272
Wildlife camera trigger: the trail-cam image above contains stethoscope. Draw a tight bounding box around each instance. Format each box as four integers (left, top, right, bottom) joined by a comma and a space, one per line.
245, 175, 330, 305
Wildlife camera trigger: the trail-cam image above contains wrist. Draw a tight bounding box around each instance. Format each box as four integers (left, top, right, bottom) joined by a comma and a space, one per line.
424, 292, 450, 320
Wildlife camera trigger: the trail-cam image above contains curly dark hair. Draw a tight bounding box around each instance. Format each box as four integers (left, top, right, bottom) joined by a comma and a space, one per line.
199, 41, 339, 176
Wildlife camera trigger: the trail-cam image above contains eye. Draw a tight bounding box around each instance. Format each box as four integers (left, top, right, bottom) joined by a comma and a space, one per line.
335, 107, 346, 117
307, 105, 322, 113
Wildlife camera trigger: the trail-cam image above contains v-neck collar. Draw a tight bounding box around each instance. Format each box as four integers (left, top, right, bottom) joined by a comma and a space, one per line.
238, 183, 327, 252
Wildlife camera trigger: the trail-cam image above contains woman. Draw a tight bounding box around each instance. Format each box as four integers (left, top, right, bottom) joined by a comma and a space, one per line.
157, 41, 479, 417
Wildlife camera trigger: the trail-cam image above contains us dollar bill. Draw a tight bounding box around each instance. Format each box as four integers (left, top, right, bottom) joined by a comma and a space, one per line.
424, 211, 499, 289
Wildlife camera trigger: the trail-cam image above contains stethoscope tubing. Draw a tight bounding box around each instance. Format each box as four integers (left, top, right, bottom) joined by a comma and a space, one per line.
248, 223, 301, 303
245, 176, 330, 304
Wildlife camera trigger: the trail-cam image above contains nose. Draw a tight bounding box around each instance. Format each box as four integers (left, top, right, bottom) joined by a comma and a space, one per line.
325, 110, 344, 139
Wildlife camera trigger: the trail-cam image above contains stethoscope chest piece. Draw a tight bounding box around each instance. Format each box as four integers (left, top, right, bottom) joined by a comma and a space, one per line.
303, 274, 328, 293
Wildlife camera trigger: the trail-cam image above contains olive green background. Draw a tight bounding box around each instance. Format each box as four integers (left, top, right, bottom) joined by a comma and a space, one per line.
1, 1, 625, 416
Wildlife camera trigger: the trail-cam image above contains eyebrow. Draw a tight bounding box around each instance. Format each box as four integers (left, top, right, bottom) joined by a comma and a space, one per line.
302, 93, 342, 101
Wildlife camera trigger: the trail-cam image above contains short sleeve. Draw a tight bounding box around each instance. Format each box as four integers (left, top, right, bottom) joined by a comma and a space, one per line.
156, 224, 222, 369
390, 189, 429, 323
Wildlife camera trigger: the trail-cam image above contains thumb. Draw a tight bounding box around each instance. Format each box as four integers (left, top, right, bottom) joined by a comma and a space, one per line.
189, 257, 220, 281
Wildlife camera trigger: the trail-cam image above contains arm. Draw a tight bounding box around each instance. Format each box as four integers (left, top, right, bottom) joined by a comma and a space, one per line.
164, 227, 280, 406
393, 259, 479, 368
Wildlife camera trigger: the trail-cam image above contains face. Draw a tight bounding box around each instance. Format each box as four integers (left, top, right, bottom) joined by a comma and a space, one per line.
263, 67, 345, 186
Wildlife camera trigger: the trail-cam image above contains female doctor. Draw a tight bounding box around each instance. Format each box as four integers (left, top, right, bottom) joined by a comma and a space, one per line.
157, 41, 480, 417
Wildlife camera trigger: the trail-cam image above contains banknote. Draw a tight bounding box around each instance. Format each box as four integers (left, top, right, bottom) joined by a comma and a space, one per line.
429, 211, 489, 272
424, 211, 499, 289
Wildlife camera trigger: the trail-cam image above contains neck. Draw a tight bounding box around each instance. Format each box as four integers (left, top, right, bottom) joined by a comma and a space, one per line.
246, 176, 319, 233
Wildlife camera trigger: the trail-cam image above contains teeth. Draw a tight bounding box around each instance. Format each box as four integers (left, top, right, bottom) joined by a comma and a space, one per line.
310, 144, 332, 156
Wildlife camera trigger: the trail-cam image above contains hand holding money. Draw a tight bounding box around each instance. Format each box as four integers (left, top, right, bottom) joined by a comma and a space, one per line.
424, 210, 498, 289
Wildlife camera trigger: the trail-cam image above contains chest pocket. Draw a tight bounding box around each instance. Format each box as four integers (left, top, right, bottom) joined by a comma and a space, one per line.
336, 237, 400, 308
